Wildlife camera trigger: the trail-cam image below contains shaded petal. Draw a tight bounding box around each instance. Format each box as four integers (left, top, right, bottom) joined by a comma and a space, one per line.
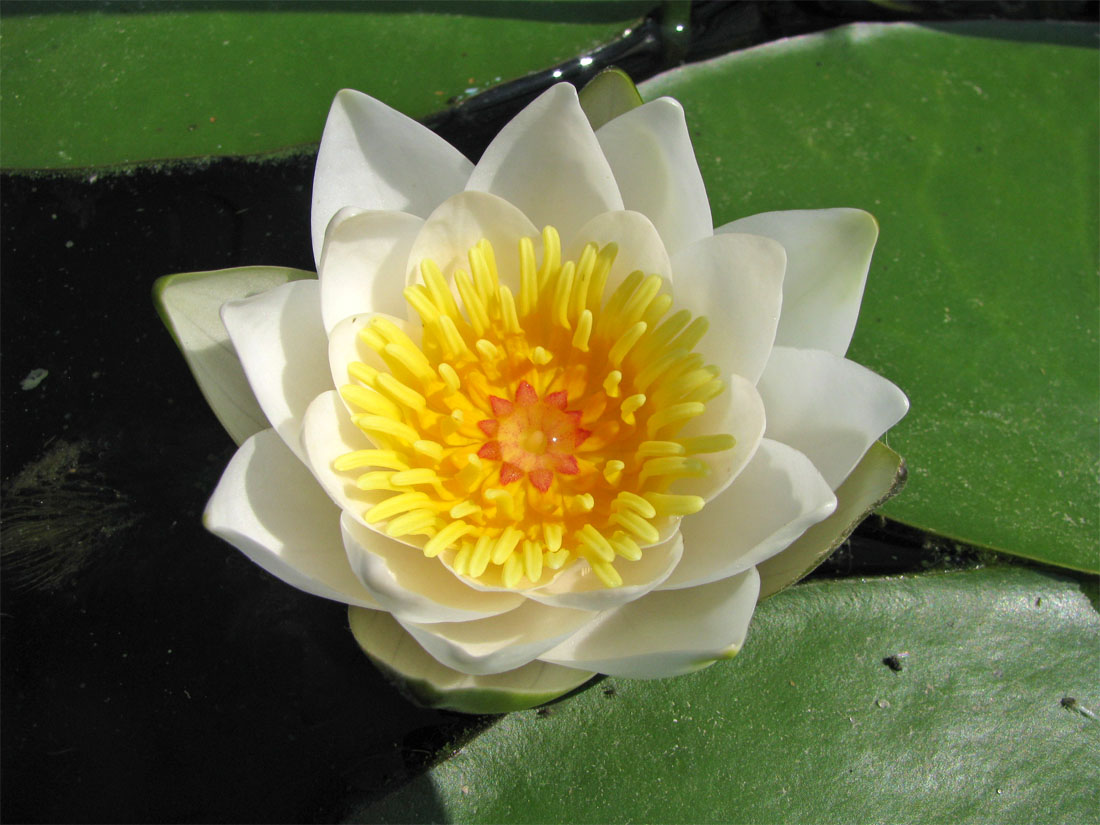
757, 346, 909, 488
670, 232, 785, 385
311, 89, 473, 268
341, 514, 524, 624
596, 97, 712, 256
405, 190, 538, 298
327, 312, 419, 399
300, 389, 388, 529
204, 428, 378, 607
661, 439, 836, 590
398, 599, 595, 676
349, 607, 595, 713
540, 568, 760, 679
675, 373, 766, 502
319, 208, 423, 331
566, 210, 672, 300
525, 531, 684, 611
717, 208, 878, 356
221, 280, 331, 461
465, 83, 622, 244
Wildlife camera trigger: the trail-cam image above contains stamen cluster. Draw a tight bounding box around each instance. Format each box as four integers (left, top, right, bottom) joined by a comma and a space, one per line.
335, 228, 734, 589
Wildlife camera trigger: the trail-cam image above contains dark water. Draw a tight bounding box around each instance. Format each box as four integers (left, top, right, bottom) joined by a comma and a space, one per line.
3, 2, 1093, 822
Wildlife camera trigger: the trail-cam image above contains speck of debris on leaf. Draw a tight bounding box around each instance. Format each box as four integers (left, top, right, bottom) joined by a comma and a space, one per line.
883, 653, 909, 672
536, 707, 552, 718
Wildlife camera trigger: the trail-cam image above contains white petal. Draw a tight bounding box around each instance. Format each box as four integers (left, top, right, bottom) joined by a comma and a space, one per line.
349, 607, 595, 713
319, 208, 423, 331
540, 567, 760, 679
465, 83, 622, 244
661, 439, 836, 590
566, 210, 672, 300
204, 428, 378, 607
153, 266, 314, 445
758, 440, 905, 600
670, 232, 785, 385
311, 89, 473, 268
399, 599, 595, 676
757, 346, 909, 488
300, 389, 387, 528
717, 208, 878, 356
341, 514, 523, 624
675, 373, 766, 502
221, 280, 331, 461
327, 312, 418, 399
405, 190, 538, 298
525, 531, 684, 611
596, 97, 712, 256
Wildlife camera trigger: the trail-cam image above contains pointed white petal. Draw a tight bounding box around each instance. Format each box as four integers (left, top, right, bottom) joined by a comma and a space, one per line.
525, 531, 684, 611
349, 607, 595, 713
341, 513, 524, 625
311, 89, 473, 267
221, 280, 331, 461
566, 210, 671, 300
670, 232, 785, 385
596, 97, 712, 256
153, 266, 314, 445
398, 600, 595, 676
675, 373, 766, 502
540, 567, 760, 678
717, 208, 878, 356
203, 429, 377, 607
465, 83, 622, 244
319, 208, 423, 331
757, 346, 909, 488
405, 190, 538, 298
662, 439, 836, 590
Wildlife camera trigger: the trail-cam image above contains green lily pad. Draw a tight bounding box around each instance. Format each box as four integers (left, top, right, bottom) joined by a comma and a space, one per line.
152, 266, 314, 445
0, 1, 653, 170
353, 566, 1100, 824
643, 22, 1099, 573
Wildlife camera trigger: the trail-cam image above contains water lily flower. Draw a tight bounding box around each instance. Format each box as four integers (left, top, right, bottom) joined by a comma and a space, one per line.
163, 78, 908, 712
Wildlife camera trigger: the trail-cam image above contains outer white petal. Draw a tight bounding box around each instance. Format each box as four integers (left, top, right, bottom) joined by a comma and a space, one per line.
717, 208, 878, 356
540, 567, 760, 679
300, 389, 388, 529
465, 83, 622, 245
524, 531, 684, 611
405, 190, 539, 298
341, 514, 523, 625
319, 208, 423, 331
399, 600, 596, 676
221, 280, 331, 461
757, 346, 909, 488
596, 97, 712, 256
661, 439, 836, 590
566, 210, 672, 299
204, 428, 378, 608
675, 373, 766, 502
311, 89, 473, 268
669, 232, 785, 385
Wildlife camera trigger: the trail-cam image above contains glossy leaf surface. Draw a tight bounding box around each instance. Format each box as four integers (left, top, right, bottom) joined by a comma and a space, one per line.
356, 566, 1100, 824
643, 22, 1099, 572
